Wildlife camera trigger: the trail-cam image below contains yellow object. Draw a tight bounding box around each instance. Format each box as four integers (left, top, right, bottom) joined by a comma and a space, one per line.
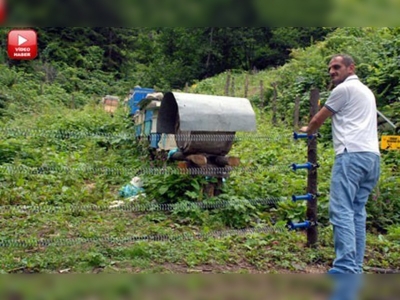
381, 136, 400, 150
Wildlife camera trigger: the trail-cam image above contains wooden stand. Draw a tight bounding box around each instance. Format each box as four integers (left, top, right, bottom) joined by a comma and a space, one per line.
205, 178, 224, 197
171, 151, 239, 197
170, 152, 240, 167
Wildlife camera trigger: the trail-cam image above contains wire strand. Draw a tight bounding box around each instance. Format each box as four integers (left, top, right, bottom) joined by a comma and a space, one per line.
0, 225, 285, 248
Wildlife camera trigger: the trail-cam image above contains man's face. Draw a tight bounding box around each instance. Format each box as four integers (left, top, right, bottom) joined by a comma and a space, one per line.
328, 57, 355, 86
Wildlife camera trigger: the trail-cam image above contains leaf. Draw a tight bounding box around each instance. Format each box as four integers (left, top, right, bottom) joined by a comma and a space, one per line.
191, 181, 200, 190
185, 191, 198, 200
158, 186, 169, 195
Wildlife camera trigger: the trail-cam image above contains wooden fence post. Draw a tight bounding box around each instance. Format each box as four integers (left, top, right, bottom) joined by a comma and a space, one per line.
294, 96, 300, 130
225, 71, 231, 96
272, 82, 277, 125
259, 80, 264, 109
244, 73, 249, 98
231, 76, 235, 97
307, 88, 319, 247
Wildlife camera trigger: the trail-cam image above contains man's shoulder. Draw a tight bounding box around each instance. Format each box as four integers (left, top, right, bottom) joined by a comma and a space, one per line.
344, 75, 359, 82
334, 76, 368, 92
343, 76, 374, 94
330, 83, 348, 95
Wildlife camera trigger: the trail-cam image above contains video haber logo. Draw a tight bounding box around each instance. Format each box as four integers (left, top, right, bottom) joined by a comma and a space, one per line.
8, 30, 38, 60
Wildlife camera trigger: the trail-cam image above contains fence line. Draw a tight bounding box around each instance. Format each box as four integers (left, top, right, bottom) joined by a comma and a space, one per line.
0, 127, 305, 142
0, 197, 287, 214
0, 164, 304, 176
0, 225, 285, 249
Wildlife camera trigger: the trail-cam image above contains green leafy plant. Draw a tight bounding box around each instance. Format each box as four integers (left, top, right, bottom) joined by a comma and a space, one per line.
143, 173, 208, 204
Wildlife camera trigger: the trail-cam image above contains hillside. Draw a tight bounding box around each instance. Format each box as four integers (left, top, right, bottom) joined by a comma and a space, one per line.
0, 96, 399, 276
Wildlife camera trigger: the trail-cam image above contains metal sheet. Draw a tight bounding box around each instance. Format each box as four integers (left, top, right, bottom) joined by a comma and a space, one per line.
157, 92, 256, 133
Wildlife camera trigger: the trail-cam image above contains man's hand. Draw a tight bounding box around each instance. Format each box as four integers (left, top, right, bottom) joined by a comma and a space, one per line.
299, 107, 333, 135
299, 126, 309, 133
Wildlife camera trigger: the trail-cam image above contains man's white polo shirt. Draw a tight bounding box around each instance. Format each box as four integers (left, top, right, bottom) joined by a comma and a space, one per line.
324, 75, 380, 156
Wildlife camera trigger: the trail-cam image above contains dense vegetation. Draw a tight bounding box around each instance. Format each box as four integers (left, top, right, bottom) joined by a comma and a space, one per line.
0, 27, 334, 92
0, 27, 399, 274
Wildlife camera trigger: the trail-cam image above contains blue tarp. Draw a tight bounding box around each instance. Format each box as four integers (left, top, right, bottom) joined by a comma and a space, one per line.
119, 184, 144, 198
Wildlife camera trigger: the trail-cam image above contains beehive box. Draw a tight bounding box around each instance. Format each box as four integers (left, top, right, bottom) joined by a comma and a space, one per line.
102, 95, 119, 114
128, 87, 155, 116
151, 110, 159, 131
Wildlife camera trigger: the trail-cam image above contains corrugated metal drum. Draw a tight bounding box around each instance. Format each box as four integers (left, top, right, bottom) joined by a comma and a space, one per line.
176, 130, 235, 155
157, 92, 256, 156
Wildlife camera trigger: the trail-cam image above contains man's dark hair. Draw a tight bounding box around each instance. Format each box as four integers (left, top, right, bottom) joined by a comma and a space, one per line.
330, 54, 355, 67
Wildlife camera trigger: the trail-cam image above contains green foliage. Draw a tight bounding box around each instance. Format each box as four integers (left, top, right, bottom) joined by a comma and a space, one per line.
210, 195, 260, 229
0, 104, 139, 206
142, 173, 208, 204
1, 27, 334, 93
367, 151, 400, 231
386, 225, 400, 243
171, 201, 206, 226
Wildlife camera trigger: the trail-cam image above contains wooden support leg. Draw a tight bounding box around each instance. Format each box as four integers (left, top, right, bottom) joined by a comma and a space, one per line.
186, 154, 207, 166
213, 156, 240, 167
205, 183, 215, 198
169, 152, 207, 166
177, 161, 189, 169
214, 178, 224, 196
227, 156, 240, 167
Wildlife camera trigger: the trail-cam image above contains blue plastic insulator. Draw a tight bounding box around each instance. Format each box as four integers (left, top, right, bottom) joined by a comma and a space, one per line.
289, 221, 311, 230
292, 193, 314, 202
293, 132, 311, 140
291, 162, 313, 171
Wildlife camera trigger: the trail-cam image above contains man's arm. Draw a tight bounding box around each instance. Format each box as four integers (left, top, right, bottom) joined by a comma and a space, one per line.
299, 106, 333, 135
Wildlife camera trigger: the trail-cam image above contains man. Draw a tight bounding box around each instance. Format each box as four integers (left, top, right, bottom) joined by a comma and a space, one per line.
300, 54, 380, 274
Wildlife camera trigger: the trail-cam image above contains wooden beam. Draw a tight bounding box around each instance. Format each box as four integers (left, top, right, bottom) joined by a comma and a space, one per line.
214, 156, 240, 167
186, 154, 207, 166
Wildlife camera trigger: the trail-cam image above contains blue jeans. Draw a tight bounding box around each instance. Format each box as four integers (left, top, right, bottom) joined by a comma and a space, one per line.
329, 274, 363, 300
328, 150, 380, 274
